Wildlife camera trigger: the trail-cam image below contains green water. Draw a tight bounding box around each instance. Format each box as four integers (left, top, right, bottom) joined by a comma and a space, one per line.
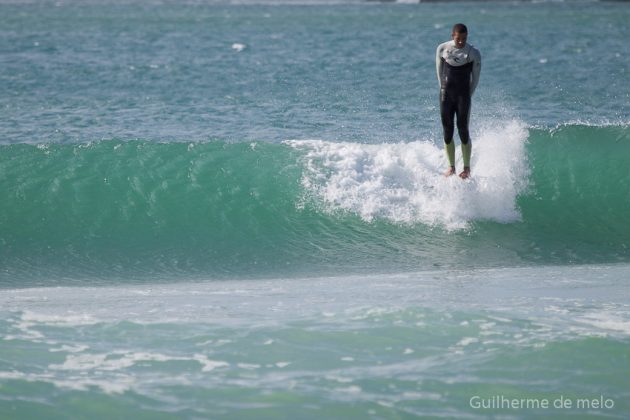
1, 0, 630, 418
1, 125, 629, 284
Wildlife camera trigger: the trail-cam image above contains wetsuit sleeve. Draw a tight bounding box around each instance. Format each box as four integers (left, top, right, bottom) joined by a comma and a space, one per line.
470, 49, 481, 96
435, 44, 444, 87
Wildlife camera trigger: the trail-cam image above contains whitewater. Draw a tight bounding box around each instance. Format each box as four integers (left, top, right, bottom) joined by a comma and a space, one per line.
1, 1, 630, 418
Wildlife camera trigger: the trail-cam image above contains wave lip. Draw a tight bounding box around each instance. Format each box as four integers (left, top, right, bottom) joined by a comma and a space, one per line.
287, 119, 530, 230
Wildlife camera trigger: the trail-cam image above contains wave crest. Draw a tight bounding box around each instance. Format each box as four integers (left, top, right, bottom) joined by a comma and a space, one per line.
287, 120, 529, 229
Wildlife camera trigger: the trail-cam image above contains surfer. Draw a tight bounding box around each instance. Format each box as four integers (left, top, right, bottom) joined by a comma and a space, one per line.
436, 23, 481, 179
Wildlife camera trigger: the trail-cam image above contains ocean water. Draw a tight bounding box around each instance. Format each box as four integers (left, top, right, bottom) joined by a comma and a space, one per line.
1, 0, 630, 418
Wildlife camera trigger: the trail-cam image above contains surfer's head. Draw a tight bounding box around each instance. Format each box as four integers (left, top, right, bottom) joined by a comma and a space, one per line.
452, 23, 468, 49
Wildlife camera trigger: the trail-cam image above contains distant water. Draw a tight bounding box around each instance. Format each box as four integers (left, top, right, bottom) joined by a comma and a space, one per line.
1, 0, 630, 418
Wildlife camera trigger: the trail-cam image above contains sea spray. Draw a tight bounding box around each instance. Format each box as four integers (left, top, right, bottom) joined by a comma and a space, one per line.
287, 119, 529, 229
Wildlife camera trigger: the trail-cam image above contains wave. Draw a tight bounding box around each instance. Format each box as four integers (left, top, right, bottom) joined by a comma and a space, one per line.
1, 123, 629, 284
288, 119, 530, 229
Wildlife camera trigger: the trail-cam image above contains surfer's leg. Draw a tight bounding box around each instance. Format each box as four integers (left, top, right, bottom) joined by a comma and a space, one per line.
444, 142, 456, 175
455, 94, 471, 145
440, 89, 456, 174
456, 94, 472, 178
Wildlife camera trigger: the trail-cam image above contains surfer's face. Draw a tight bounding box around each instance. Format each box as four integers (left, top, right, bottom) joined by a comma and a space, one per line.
452, 31, 467, 49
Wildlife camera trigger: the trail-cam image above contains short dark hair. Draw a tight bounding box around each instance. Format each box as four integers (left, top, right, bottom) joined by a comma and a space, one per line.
452, 23, 468, 34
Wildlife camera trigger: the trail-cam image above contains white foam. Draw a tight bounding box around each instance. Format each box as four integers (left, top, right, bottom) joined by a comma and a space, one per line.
0, 370, 134, 394
237, 363, 261, 370
49, 344, 89, 353
578, 313, 630, 335
336, 385, 362, 394
21, 310, 98, 326
457, 337, 479, 347
286, 119, 529, 230
49, 351, 230, 373
195, 356, 230, 372
231, 43, 246, 52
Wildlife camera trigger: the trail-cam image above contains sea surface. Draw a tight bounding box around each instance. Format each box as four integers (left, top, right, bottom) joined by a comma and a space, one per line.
1, 0, 629, 418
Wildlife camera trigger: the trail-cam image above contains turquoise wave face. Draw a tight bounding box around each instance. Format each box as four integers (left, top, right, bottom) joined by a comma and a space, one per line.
518, 124, 630, 260
1, 124, 629, 284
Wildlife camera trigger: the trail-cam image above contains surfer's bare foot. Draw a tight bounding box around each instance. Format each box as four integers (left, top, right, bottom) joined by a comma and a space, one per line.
444, 166, 456, 177
459, 167, 471, 179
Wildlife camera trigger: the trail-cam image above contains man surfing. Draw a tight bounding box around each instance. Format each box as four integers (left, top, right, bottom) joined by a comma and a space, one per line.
436, 23, 481, 179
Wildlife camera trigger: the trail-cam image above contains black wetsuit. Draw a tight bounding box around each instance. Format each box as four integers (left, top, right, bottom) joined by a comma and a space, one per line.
435, 41, 481, 147
439, 60, 473, 145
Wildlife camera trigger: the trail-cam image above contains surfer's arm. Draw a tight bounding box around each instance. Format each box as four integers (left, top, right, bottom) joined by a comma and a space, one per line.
470, 49, 481, 96
435, 44, 444, 86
